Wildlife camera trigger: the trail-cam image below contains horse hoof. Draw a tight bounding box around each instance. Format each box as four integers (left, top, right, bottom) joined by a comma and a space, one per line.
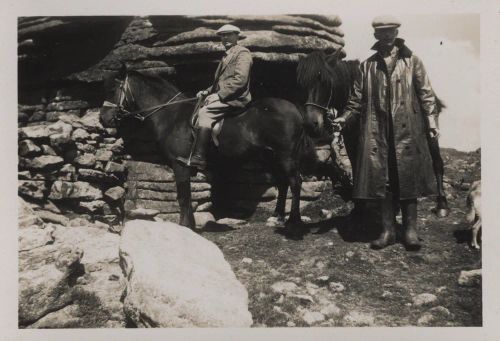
435, 208, 450, 218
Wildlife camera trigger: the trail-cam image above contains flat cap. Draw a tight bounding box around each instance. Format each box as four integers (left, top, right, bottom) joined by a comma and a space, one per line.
216, 24, 241, 35
372, 15, 401, 29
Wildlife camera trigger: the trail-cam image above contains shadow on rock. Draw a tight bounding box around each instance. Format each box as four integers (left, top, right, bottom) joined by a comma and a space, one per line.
203, 221, 239, 233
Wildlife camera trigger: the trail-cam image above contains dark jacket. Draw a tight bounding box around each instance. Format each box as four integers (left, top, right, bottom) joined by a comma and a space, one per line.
341, 38, 437, 200
210, 44, 253, 108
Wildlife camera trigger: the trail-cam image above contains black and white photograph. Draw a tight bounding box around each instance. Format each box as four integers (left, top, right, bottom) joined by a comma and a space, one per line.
2, 0, 499, 339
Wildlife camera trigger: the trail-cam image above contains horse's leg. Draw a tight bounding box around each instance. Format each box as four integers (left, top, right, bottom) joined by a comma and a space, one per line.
428, 136, 450, 217
172, 162, 196, 229
282, 158, 302, 231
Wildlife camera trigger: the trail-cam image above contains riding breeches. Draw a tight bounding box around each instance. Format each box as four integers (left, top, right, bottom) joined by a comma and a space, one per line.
198, 98, 237, 129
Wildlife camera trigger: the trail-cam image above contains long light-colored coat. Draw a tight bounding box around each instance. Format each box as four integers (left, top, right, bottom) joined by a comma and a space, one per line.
341, 38, 437, 200
210, 44, 253, 108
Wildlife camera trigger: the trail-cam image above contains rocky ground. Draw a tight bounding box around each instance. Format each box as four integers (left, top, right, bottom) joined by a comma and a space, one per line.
201, 148, 482, 327
18, 147, 481, 328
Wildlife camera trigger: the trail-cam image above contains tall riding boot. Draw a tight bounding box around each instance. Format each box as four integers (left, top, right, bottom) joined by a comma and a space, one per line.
401, 199, 421, 251
370, 193, 396, 250
177, 127, 211, 171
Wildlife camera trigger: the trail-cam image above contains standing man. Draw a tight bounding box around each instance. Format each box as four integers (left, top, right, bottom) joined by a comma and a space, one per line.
334, 16, 439, 250
177, 24, 253, 171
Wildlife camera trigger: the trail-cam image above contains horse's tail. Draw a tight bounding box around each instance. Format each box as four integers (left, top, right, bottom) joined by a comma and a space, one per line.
295, 127, 319, 175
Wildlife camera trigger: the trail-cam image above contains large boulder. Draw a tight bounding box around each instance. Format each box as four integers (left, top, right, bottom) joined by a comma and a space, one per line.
119, 220, 253, 327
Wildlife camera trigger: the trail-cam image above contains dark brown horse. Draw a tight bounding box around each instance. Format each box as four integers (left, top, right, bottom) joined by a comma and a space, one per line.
297, 50, 450, 217
100, 65, 318, 231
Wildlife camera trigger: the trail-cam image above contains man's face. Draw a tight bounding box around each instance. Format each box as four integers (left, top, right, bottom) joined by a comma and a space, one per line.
219, 32, 239, 50
374, 28, 398, 47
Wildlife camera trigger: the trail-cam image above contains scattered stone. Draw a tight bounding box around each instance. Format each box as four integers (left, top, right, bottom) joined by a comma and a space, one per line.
343, 311, 375, 326
276, 295, 285, 304
194, 212, 216, 228
315, 261, 326, 269
119, 220, 253, 327
49, 181, 103, 200
78, 168, 119, 183
19, 125, 50, 140
96, 149, 113, 162
417, 306, 451, 326
18, 180, 47, 200
213, 218, 246, 227
36, 209, 70, 226
412, 293, 438, 307
458, 269, 482, 287
106, 128, 118, 136
329, 282, 345, 293
105, 161, 125, 173
271, 281, 298, 294
320, 303, 342, 318
346, 251, 355, 258
80, 109, 105, 132
19, 139, 42, 157
103, 137, 116, 144
381, 290, 393, 299
241, 258, 253, 264
287, 321, 296, 327
317, 275, 329, 283
127, 208, 160, 219
93, 220, 111, 231
320, 209, 334, 219
71, 128, 90, 141
196, 201, 213, 212
74, 153, 97, 167
18, 171, 31, 180
41, 144, 57, 156
302, 311, 325, 325
289, 294, 314, 304
105, 186, 126, 201
69, 217, 91, 227
20, 155, 64, 171
78, 200, 109, 214
436, 286, 448, 294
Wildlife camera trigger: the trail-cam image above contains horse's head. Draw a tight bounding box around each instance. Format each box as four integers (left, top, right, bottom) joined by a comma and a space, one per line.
100, 62, 146, 129
297, 50, 342, 137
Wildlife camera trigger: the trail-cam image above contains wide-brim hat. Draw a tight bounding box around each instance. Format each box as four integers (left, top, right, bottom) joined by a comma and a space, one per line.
372, 15, 401, 29
216, 24, 241, 35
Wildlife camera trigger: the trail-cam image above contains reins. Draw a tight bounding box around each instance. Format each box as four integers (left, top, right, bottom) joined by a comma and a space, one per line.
104, 75, 197, 122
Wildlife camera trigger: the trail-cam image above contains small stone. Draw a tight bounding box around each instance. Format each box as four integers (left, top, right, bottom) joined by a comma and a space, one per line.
329, 282, 345, 293
320, 209, 334, 219
289, 294, 314, 303
103, 137, 116, 144
127, 208, 160, 219
19, 155, 64, 171
317, 275, 329, 283
194, 212, 215, 228
78, 200, 108, 214
346, 251, 355, 258
287, 321, 296, 327
315, 261, 326, 269
276, 295, 285, 304
105, 186, 126, 201
412, 293, 438, 307
436, 286, 447, 294
241, 258, 253, 264
41, 144, 57, 156
19, 139, 42, 157
18, 171, 31, 180
320, 303, 342, 318
343, 311, 375, 326
302, 216, 312, 223
458, 269, 481, 287
105, 161, 125, 173
74, 153, 97, 167
93, 220, 110, 230
69, 217, 91, 227
271, 281, 298, 294
71, 128, 90, 142
105, 128, 117, 136
382, 290, 393, 299
96, 149, 113, 162
217, 218, 248, 226
302, 311, 325, 325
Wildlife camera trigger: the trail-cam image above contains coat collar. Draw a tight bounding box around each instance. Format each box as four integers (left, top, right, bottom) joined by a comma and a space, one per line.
371, 38, 412, 59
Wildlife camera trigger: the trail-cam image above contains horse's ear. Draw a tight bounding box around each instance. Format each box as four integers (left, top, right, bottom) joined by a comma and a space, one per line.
325, 49, 342, 66
116, 61, 128, 80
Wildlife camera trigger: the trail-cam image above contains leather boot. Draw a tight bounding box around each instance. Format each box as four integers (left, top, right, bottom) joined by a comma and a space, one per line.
177, 127, 211, 171
401, 199, 421, 251
370, 193, 396, 250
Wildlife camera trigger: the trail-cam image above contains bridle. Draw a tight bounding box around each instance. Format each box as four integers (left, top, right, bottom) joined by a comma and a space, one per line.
304, 82, 335, 116
102, 74, 197, 123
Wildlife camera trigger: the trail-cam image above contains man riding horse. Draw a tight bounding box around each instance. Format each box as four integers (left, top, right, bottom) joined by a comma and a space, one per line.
177, 24, 253, 171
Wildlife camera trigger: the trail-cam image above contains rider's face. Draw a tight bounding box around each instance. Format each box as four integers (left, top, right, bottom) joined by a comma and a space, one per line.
219, 32, 239, 50
374, 28, 398, 47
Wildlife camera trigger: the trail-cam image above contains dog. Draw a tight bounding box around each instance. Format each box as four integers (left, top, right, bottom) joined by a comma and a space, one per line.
465, 180, 481, 249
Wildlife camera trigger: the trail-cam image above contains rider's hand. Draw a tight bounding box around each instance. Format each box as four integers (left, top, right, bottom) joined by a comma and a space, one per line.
333, 116, 346, 132
196, 90, 209, 99
205, 93, 219, 104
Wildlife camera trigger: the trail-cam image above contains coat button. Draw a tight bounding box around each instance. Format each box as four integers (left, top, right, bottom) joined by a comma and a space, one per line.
404, 146, 410, 150
402, 124, 406, 128
396, 79, 401, 83
400, 101, 405, 105
373, 147, 378, 152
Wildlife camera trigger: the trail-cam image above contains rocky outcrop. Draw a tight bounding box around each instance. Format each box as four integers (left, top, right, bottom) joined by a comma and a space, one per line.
18, 197, 126, 328
119, 220, 253, 327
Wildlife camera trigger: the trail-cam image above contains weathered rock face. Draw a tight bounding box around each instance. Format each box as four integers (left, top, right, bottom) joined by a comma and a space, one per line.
18, 198, 126, 328
119, 219, 253, 327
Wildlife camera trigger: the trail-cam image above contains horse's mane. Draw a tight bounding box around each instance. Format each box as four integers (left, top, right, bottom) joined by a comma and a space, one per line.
127, 69, 185, 99
297, 51, 360, 94
297, 51, 335, 88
